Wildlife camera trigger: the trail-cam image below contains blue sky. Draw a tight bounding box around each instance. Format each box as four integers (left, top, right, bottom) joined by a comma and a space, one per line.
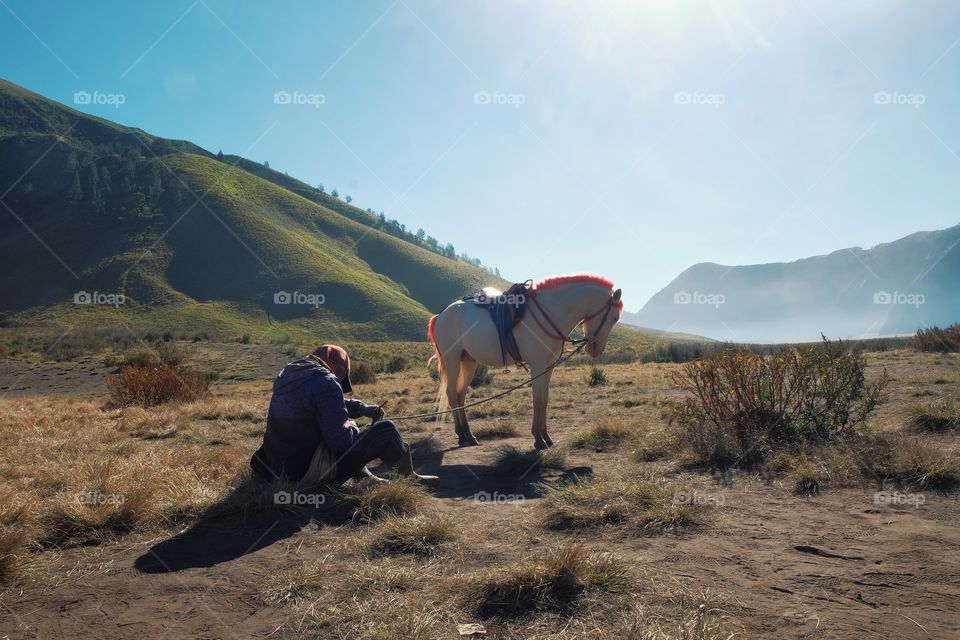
2, 0, 959, 311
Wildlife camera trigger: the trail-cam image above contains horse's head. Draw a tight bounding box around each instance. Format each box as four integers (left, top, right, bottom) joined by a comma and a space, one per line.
583, 288, 622, 357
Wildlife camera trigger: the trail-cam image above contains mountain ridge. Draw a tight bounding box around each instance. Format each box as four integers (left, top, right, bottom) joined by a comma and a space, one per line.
625, 224, 960, 342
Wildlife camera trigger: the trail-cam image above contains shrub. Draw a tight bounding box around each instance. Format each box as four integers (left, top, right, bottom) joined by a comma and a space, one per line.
588, 367, 608, 386
351, 361, 377, 385
668, 338, 888, 468
911, 324, 960, 353
384, 356, 408, 373
470, 364, 495, 387
106, 365, 212, 407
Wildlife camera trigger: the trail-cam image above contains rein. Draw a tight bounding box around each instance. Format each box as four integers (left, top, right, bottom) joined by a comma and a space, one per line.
384, 291, 618, 422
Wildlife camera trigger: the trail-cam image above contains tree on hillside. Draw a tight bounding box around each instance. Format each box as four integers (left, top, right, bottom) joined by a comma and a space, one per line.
443, 243, 456, 258
331, 188, 339, 198
416, 228, 425, 242
217, 150, 224, 161
263, 160, 270, 168
345, 195, 352, 203
317, 183, 324, 193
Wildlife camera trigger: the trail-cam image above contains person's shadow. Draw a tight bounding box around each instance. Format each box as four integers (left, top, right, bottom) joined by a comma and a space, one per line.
134, 479, 351, 573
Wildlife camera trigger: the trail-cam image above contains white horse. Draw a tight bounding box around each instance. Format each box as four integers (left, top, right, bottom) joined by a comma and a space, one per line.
428, 275, 623, 450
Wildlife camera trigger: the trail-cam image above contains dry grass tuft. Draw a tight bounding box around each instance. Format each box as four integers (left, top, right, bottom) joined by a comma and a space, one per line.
464, 544, 632, 617
107, 364, 212, 407
633, 430, 678, 462
883, 438, 960, 491
0, 488, 33, 580
569, 419, 633, 449
540, 475, 701, 531
493, 445, 567, 474
905, 398, 960, 433
471, 421, 519, 440
367, 515, 456, 557
349, 479, 429, 523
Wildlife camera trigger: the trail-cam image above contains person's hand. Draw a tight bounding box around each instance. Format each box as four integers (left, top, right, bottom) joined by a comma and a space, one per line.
361, 403, 385, 422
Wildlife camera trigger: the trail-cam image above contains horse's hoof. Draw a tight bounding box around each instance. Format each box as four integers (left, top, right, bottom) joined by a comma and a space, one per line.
458, 437, 480, 447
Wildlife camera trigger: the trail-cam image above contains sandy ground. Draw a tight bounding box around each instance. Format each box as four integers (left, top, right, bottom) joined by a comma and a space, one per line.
1, 348, 958, 639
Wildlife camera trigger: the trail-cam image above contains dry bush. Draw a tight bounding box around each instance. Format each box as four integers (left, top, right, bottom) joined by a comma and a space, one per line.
540, 475, 700, 531
351, 361, 377, 385
349, 479, 429, 523
569, 420, 633, 449
464, 544, 632, 617
911, 324, 960, 353
669, 339, 888, 468
367, 515, 456, 557
107, 364, 212, 407
905, 398, 960, 432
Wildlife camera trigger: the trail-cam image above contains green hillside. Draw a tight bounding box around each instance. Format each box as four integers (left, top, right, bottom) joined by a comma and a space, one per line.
0, 79, 503, 341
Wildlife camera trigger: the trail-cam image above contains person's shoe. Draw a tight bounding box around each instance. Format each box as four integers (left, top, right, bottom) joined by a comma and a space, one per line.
354, 465, 388, 483
393, 444, 438, 482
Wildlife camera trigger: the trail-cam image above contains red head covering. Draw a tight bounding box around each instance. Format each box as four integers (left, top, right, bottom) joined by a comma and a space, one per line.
312, 344, 353, 393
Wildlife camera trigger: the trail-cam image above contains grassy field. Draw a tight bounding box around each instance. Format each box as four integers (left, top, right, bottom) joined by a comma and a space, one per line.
0, 340, 958, 639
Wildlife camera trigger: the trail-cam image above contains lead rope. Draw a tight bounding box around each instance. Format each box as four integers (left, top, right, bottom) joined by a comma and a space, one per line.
383, 339, 590, 421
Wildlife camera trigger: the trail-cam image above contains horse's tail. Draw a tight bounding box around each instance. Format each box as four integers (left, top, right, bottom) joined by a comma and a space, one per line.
427, 313, 448, 420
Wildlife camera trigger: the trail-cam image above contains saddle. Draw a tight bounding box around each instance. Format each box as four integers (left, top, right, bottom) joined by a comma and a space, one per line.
466, 281, 532, 366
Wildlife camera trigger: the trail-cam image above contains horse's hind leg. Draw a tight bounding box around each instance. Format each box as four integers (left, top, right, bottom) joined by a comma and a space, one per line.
441, 351, 475, 447
455, 357, 479, 447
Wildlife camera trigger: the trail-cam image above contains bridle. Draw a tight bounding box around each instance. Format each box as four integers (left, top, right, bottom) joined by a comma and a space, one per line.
528, 289, 619, 350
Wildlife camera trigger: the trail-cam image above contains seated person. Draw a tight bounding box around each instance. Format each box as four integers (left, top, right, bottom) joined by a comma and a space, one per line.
250, 344, 435, 484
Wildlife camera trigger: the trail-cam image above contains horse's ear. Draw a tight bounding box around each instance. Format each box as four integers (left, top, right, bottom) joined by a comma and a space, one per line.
613, 288, 622, 302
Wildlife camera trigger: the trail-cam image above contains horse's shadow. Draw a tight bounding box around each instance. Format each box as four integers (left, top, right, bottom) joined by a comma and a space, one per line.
134, 481, 351, 574
395, 435, 593, 500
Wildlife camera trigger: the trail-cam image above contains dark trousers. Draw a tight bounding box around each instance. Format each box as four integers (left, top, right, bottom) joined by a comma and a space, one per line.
333, 420, 405, 484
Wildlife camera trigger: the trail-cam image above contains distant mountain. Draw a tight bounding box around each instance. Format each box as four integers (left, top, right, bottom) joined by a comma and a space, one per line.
0, 79, 504, 341
625, 225, 960, 343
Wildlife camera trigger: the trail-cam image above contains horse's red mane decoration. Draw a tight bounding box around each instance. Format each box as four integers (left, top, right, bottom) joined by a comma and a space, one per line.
534, 274, 623, 312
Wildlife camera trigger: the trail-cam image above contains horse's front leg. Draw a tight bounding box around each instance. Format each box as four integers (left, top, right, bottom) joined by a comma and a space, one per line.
531, 370, 553, 450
